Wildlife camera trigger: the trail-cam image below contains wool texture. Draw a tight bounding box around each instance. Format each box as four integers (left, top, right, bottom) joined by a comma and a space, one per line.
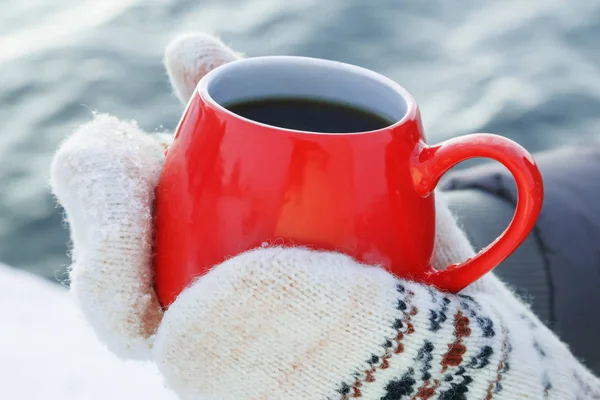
164, 33, 240, 103
51, 114, 165, 360
50, 33, 600, 399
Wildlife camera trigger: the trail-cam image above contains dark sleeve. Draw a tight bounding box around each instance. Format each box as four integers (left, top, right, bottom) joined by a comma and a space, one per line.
440, 142, 600, 374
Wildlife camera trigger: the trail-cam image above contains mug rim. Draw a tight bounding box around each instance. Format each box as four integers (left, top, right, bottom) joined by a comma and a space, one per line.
196, 56, 419, 136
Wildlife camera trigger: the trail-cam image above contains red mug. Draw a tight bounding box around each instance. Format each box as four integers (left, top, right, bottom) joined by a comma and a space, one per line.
154, 56, 543, 308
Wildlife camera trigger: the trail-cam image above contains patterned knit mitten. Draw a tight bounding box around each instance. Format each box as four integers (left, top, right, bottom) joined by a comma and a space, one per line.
50, 33, 600, 399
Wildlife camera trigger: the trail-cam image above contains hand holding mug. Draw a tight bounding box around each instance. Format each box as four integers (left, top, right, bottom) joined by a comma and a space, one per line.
50, 34, 598, 400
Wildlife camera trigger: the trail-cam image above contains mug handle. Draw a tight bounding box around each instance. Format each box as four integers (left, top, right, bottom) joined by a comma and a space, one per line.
411, 133, 544, 293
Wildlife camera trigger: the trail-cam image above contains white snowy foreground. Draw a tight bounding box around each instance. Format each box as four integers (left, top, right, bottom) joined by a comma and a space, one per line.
0, 262, 177, 400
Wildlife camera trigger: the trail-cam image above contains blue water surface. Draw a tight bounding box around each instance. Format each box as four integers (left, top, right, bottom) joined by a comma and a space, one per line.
1, 0, 599, 280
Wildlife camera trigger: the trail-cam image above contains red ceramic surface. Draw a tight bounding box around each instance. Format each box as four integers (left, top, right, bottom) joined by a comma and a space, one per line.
153, 58, 543, 308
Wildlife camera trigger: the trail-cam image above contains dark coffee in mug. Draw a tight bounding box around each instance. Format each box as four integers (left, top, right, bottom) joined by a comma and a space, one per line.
225, 98, 393, 133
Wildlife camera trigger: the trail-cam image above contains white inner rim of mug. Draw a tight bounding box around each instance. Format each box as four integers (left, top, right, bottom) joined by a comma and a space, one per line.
198, 56, 415, 135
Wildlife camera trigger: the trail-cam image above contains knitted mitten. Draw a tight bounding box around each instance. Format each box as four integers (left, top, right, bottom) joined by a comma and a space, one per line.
50, 33, 600, 400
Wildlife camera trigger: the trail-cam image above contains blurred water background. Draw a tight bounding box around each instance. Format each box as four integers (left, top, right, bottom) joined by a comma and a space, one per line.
1, 0, 600, 282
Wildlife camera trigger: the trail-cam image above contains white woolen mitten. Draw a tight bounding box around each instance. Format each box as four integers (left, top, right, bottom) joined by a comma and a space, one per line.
51, 34, 600, 399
